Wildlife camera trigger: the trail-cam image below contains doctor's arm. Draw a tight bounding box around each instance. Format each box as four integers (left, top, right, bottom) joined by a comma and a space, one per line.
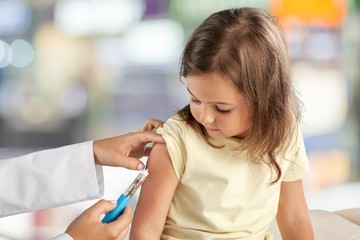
276, 180, 314, 240
0, 118, 164, 239
0, 118, 164, 218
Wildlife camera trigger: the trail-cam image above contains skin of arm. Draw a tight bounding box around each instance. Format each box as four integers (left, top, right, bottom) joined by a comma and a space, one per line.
129, 142, 179, 239
276, 180, 314, 240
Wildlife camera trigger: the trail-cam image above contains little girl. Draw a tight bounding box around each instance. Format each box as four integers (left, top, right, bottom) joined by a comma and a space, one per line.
130, 7, 314, 240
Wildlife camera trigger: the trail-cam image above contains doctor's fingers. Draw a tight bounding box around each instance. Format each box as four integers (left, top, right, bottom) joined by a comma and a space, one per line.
138, 118, 164, 132
113, 154, 145, 170
108, 206, 132, 240
129, 131, 165, 147
87, 199, 117, 217
93, 131, 164, 166
126, 131, 165, 157
92, 200, 131, 240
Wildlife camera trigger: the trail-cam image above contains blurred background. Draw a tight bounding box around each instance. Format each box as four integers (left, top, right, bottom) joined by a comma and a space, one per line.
0, 0, 359, 239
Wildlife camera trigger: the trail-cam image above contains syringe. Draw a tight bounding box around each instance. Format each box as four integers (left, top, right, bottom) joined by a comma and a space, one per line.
101, 169, 149, 223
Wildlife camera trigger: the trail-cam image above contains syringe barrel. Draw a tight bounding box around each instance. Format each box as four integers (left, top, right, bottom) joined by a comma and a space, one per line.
123, 169, 149, 198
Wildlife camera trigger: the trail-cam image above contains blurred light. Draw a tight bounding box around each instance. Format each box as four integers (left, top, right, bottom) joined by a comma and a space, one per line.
59, 83, 87, 117
168, 0, 268, 27
0, 0, 32, 36
95, 38, 126, 67
143, 0, 167, 18
123, 19, 184, 65
285, 23, 305, 60
0, 80, 20, 117
270, 0, 346, 28
306, 29, 338, 61
0, 80, 52, 126
0, 40, 13, 68
295, 65, 348, 137
20, 95, 51, 126
10, 39, 34, 68
54, 0, 144, 36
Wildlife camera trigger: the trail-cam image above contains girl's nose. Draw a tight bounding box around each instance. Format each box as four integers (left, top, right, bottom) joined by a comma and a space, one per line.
199, 106, 215, 125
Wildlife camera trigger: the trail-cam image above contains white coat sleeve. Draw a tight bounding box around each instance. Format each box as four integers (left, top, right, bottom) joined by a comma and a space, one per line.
0, 141, 104, 217
49, 233, 73, 240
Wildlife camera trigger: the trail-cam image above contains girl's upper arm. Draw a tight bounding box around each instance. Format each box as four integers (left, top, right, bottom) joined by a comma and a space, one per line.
276, 180, 314, 240
129, 142, 179, 239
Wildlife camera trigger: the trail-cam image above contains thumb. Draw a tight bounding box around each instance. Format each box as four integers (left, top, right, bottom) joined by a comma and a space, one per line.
108, 205, 132, 230
115, 154, 145, 170
88, 199, 116, 218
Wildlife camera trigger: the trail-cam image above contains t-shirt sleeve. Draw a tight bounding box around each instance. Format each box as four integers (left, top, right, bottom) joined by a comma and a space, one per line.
156, 117, 187, 180
282, 126, 310, 182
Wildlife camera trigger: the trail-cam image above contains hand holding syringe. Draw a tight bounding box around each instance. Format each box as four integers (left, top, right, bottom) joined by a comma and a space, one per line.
101, 169, 149, 223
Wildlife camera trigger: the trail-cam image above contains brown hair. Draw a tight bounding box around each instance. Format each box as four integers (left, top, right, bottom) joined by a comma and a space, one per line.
177, 7, 302, 183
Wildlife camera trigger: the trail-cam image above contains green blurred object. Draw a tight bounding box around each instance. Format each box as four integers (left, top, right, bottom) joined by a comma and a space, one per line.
168, 0, 269, 36
355, 0, 360, 10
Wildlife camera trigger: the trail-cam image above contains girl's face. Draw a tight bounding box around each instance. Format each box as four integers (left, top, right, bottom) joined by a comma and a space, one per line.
187, 73, 253, 140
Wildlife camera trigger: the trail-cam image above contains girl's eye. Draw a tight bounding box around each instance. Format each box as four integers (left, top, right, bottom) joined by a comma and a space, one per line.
216, 106, 231, 114
190, 98, 201, 104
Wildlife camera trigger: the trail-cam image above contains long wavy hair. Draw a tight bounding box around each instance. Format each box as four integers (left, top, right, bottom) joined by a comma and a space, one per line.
177, 7, 302, 183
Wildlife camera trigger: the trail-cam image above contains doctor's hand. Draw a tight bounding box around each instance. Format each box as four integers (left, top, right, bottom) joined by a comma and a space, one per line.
93, 118, 164, 170
65, 199, 131, 240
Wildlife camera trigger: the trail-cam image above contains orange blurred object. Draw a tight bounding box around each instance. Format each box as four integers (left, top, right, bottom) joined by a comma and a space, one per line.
270, 0, 347, 28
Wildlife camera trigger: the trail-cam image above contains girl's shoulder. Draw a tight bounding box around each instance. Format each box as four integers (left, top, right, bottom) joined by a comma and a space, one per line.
159, 114, 193, 135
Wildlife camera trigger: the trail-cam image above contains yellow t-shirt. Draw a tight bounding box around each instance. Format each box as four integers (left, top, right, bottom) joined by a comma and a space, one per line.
156, 116, 309, 240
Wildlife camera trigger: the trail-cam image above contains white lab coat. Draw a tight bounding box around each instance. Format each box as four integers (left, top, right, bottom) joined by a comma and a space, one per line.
0, 141, 104, 218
